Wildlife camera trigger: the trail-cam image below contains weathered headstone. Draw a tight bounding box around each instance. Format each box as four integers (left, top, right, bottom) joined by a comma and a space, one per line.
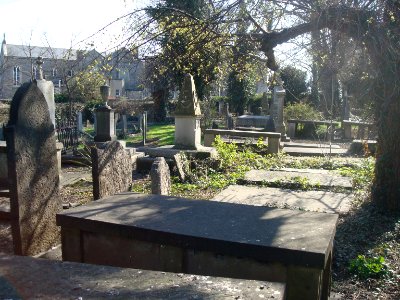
218, 100, 225, 116
225, 103, 234, 130
342, 89, 351, 120
270, 78, 289, 140
76, 111, 83, 132
174, 74, 202, 149
173, 152, 188, 182
261, 92, 270, 114
92, 141, 132, 200
150, 157, 171, 195
121, 114, 127, 136
4, 82, 61, 256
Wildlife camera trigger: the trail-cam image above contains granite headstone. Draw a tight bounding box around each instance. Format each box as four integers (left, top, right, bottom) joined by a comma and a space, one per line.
92, 141, 132, 200
150, 157, 171, 195
4, 81, 61, 256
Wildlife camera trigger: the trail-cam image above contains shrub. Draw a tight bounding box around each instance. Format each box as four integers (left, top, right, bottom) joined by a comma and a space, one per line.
339, 157, 375, 190
284, 102, 322, 122
349, 255, 389, 279
82, 99, 103, 123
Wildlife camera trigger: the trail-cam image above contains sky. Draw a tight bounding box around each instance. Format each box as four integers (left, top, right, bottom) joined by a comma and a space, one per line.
0, 0, 307, 70
0, 0, 144, 52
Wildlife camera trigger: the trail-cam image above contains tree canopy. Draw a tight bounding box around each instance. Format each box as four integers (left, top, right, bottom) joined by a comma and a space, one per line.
123, 0, 400, 212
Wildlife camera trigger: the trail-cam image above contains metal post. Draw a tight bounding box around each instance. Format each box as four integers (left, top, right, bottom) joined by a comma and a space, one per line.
142, 111, 147, 145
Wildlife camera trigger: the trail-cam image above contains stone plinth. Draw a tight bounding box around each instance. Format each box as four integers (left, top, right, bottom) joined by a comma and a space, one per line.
57, 193, 338, 299
94, 106, 116, 142
174, 116, 202, 149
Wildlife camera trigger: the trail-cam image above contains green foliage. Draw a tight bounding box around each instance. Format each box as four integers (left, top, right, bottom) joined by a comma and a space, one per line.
227, 70, 257, 115
67, 60, 108, 103
211, 96, 229, 103
146, 0, 222, 101
55, 93, 70, 103
339, 157, 375, 190
349, 255, 389, 279
280, 66, 308, 104
284, 102, 322, 121
82, 99, 103, 123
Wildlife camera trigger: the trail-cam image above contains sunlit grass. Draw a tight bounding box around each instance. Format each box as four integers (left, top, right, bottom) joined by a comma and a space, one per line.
124, 123, 175, 146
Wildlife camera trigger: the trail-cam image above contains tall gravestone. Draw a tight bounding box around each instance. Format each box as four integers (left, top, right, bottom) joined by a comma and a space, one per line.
4, 82, 61, 256
92, 140, 132, 200
271, 81, 289, 141
174, 74, 202, 149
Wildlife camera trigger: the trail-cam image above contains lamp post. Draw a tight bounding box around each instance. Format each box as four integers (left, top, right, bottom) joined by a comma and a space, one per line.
94, 84, 116, 142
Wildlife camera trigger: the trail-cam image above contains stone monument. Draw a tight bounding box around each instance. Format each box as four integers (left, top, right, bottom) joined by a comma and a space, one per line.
271, 76, 289, 141
92, 140, 132, 200
150, 157, 171, 195
94, 85, 117, 142
174, 74, 202, 149
4, 82, 61, 256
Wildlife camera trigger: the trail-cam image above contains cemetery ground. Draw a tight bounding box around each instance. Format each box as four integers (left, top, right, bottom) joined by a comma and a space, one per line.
3, 147, 399, 299
0, 120, 399, 298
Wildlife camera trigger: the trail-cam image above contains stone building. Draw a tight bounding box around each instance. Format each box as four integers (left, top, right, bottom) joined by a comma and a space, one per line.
108, 47, 149, 100
0, 35, 86, 99
0, 35, 147, 100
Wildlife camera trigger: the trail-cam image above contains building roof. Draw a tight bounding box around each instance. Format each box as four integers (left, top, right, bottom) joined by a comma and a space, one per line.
4, 44, 78, 60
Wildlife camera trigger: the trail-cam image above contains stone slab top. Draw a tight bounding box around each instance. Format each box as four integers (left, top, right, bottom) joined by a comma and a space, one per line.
213, 185, 352, 214
283, 147, 348, 157
0, 254, 285, 300
204, 128, 281, 138
287, 119, 340, 125
244, 169, 352, 189
136, 145, 218, 159
283, 142, 341, 149
57, 193, 338, 269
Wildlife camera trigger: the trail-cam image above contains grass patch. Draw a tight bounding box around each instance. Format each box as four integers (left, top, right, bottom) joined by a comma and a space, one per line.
124, 123, 175, 146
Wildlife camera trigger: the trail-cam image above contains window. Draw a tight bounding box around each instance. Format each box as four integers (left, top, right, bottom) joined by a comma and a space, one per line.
52, 68, 57, 77
67, 70, 73, 77
116, 89, 120, 97
13, 66, 20, 85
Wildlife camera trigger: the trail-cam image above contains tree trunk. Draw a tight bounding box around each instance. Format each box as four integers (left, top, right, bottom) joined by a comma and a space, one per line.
372, 60, 400, 212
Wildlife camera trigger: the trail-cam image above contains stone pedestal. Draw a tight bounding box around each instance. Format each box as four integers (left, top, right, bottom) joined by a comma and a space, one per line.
94, 106, 117, 142
175, 116, 202, 150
